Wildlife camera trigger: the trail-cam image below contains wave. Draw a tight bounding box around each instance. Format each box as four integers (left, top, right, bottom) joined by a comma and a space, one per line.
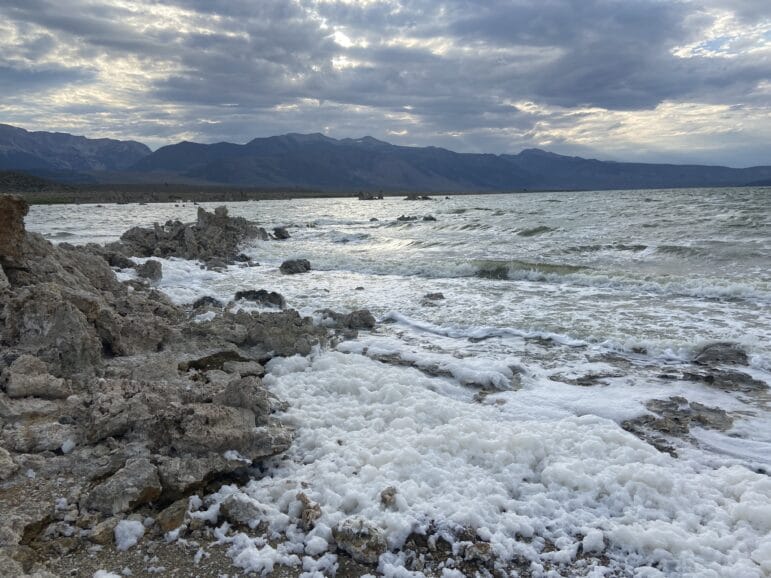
655, 245, 706, 257
517, 225, 555, 237
473, 259, 586, 279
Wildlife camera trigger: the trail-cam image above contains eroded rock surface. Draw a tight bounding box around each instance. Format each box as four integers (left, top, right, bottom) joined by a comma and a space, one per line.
109, 206, 268, 265
0, 196, 325, 575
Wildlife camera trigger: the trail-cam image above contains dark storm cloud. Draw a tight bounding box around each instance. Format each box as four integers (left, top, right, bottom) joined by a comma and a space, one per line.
0, 64, 94, 93
0, 0, 768, 165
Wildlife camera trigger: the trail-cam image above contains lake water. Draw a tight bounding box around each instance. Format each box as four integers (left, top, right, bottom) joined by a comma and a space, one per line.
29, 187, 771, 576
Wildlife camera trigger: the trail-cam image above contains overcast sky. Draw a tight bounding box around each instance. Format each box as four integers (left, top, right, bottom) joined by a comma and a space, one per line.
1, 0, 769, 166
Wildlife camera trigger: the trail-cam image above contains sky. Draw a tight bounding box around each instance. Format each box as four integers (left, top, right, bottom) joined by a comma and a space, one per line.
1, 0, 769, 167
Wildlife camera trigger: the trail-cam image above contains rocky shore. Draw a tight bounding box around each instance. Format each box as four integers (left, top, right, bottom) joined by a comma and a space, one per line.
2, 194, 766, 577
0, 195, 376, 576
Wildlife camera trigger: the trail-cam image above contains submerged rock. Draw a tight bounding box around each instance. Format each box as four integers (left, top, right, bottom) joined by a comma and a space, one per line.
191, 295, 223, 309
234, 289, 286, 309
272, 226, 290, 240
135, 259, 163, 282
279, 258, 311, 275
693, 342, 748, 366
319, 308, 377, 330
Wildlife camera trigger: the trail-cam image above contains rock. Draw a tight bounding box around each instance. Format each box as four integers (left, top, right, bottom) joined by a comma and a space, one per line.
222, 360, 264, 377
83, 457, 162, 515
5, 284, 103, 379
423, 292, 445, 301
192, 295, 223, 309
219, 494, 267, 528
156, 498, 189, 532
396, 215, 418, 222
3, 355, 70, 400
319, 309, 376, 330
333, 517, 388, 565
693, 342, 748, 366
422, 215, 436, 221
237, 310, 325, 356
0, 264, 8, 290
297, 492, 321, 531
0, 447, 18, 480
135, 259, 163, 282
106, 252, 135, 269
279, 259, 311, 275
0, 195, 29, 266
1, 420, 77, 453
380, 486, 397, 509
87, 517, 120, 545
114, 206, 268, 264
621, 396, 734, 456
272, 226, 291, 240
234, 289, 286, 309
683, 368, 767, 394
179, 351, 252, 372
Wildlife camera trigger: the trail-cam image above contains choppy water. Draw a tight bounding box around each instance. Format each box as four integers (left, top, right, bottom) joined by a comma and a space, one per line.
28, 187, 771, 576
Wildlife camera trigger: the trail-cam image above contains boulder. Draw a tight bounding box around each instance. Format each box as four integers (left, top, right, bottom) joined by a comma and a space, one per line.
156, 498, 189, 532
192, 296, 224, 310
279, 259, 311, 275
219, 494, 267, 528
423, 292, 445, 301
114, 206, 268, 264
319, 309, 376, 330
272, 226, 290, 240
0, 447, 18, 480
422, 215, 436, 221
333, 517, 388, 565
221, 360, 264, 377
3, 355, 70, 400
693, 342, 748, 366
135, 259, 163, 282
234, 289, 286, 309
0, 195, 28, 266
238, 310, 325, 356
83, 457, 162, 515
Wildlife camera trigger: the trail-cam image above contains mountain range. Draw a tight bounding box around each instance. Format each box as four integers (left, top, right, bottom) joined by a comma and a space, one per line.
1, 123, 770, 192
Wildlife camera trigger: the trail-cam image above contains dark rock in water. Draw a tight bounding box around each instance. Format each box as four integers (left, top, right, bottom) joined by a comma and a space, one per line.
192, 296, 224, 310
0, 194, 28, 266
205, 258, 228, 271
234, 253, 251, 262
622, 396, 734, 456
422, 215, 436, 221
369, 218, 379, 222
397, 215, 418, 222
135, 259, 163, 282
355, 286, 365, 291
113, 206, 269, 264
234, 289, 286, 309
319, 309, 377, 330
693, 342, 748, 366
404, 194, 433, 201
423, 292, 445, 301
280, 258, 311, 275
682, 368, 767, 394
272, 226, 290, 240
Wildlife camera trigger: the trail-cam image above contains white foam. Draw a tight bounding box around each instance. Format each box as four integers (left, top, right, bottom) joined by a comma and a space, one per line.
202, 352, 770, 576
114, 520, 144, 551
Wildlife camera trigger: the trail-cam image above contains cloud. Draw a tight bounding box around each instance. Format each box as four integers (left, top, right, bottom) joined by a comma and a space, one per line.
0, 0, 768, 166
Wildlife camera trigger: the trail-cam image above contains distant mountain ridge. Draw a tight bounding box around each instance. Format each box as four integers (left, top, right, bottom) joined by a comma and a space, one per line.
0, 124, 151, 174
2, 123, 770, 191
